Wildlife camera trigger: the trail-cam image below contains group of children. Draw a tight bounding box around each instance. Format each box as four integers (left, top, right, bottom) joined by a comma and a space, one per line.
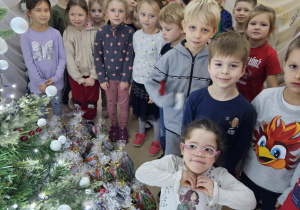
20, 0, 300, 209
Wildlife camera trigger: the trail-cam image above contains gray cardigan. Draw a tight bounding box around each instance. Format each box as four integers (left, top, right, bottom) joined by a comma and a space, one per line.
145, 41, 211, 135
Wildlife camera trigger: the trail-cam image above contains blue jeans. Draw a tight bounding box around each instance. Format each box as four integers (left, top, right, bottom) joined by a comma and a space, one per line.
38, 89, 62, 118
160, 108, 166, 153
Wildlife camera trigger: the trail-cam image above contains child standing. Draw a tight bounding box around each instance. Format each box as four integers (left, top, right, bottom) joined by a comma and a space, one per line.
125, 0, 139, 31
236, 4, 281, 102
131, 0, 166, 155
21, 0, 66, 118
89, 0, 106, 28
158, 2, 186, 156
212, 0, 232, 39
231, 0, 257, 34
88, 0, 108, 119
241, 35, 300, 210
182, 31, 255, 175
145, 0, 220, 157
94, 0, 134, 142
49, 0, 73, 117
136, 119, 256, 209
63, 0, 99, 123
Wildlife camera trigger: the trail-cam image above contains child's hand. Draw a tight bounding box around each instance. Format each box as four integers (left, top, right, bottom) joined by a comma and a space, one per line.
180, 170, 196, 189
84, 78, 95, 86
100, 82, 109, 90
148, 97, 154, 104
195, 175, 214, 197
46, 78, 54, 86
38, 83, 47, 93
120, 82, 129, 90
275, 201, 281, 209
128, 83, 132, 95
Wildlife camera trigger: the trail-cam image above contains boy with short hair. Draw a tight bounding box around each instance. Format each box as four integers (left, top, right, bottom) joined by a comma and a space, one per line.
232, 0, 257, 33
145, 0, 220, 157
182, 31, 255, 174
156, 2, 185, 156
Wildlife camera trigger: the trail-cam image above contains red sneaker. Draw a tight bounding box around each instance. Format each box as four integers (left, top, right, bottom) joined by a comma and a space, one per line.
133, 133, 148, 147
149, 141, 161, 156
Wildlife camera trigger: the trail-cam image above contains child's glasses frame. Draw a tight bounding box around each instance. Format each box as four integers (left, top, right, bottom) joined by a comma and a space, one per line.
182, 143, 219, 157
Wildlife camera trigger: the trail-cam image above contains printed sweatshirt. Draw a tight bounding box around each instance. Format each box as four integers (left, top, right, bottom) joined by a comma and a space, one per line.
63, 25, 97, 84
136, 155, 256, 210
242, 87, 300, 205
94, 23, 134, 84
20, 27, 66, 93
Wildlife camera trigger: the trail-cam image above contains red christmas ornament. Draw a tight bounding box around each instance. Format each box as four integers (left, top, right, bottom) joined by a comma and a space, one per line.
29, 130, 35, 136
13, 128, 21, 132
20, 136, 28, 141
36, 127, 42, 133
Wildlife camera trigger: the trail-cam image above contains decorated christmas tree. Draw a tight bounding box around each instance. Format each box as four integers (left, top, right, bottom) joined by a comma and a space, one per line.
0, 94, 156, 209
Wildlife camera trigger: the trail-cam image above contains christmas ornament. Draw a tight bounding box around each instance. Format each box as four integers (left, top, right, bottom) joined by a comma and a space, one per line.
79, 177, 90, 187
57, 204, 72, 210
10, 17, 29, 34
58, 135, 67, 144
36, 127, 42, 133
0, 37, 8, 54
0, 60, 9, 70
50, 140, 62, 151
20, 136, 28, 141
29, 131, 35, 136
13, 128, 21, 132
37, 118, 47, 127
45, 85, 57, 97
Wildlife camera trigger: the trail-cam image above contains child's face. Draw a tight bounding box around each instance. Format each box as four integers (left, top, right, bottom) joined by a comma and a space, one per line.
246, 13, 271, 41
107, 1, 126, 27
233, 2, 253, 24
182, 20, 217, 56
139, 3, 159, 33
208, 55, 245, 90
127, 0, 139, 13
133, 10, 141, 29
283, 49, 300, 96
180, 128, 219, 175
160, 21, 183, 45
69, 5, 88, 30
90, 2, 105, 25
28, 1, 50, 26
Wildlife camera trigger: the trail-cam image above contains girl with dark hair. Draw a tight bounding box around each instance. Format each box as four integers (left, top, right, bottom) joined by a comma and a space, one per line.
136, 119, 256, 209
20, 0, 66, 119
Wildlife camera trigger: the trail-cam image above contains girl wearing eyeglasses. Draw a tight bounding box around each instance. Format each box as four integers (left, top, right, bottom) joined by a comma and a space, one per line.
136, 119, 256, 210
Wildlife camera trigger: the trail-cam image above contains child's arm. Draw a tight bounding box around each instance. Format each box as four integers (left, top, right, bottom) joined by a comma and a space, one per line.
265, 47, 281, 88
49, 31, 66, 85
20, 34, 47, 87
63, 30, 85, 84
121, 30, 134, 85
135, 155, 183, 192
182, 92, 197, 131
266, 75, 278, 88
144, 55, 175, 108
94, 30, 107, 86
206, 168, 256, 209
277, 163, 300, 206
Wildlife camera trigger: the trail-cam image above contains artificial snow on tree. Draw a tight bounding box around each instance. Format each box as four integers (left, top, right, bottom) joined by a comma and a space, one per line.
0, 95, 157, 209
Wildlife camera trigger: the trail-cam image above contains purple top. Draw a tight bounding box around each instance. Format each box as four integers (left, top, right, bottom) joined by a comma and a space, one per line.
20, 27, 66, 93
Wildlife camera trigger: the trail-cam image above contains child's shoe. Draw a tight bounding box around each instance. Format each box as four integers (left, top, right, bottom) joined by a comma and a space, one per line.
149, 141, 161, 156
119, 127, 128, 144
102, 108, 108, 118
109, 124, 119, 142
133, 133, 148, 147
